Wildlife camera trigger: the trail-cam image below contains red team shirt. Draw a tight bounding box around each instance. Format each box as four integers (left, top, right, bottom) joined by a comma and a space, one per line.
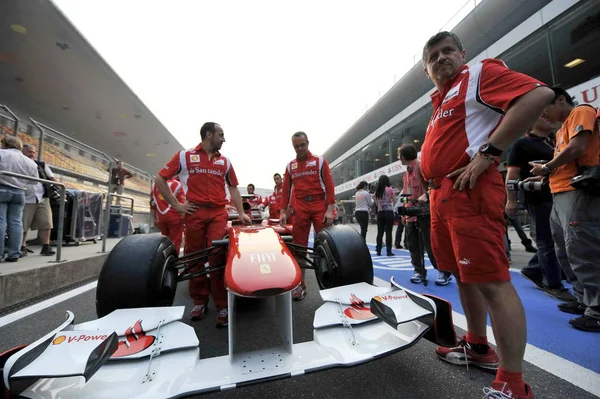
247, 194, 264, 207
150, 179, 185, 222
281, 151, 335, 209
266, 186, 283, 218
420, 59, 544, 181
159, 144, 239, 206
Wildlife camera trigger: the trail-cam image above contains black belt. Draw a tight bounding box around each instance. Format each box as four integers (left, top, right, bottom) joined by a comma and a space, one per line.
428, 177, 445, 190
195, 203, 223, 208
302, 194, 325, 202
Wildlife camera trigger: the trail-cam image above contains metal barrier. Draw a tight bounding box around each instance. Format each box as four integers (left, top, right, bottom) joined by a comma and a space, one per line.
29, 118, 118, 254
0, 171, 66, 263
104, 194, 135, 245
0, 104, 19, 137
122, 161, 154, 228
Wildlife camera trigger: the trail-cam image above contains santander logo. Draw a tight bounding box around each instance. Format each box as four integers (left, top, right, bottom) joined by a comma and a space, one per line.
111, 320, 155, 358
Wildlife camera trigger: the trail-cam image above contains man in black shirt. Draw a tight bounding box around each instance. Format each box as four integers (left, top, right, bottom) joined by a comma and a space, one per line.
505, 116, 575, 301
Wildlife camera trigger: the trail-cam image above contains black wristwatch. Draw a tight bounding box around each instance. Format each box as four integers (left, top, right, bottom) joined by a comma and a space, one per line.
479, 142, 503, 157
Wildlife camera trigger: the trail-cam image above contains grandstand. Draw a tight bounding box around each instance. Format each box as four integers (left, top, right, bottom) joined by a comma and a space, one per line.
0, 119, 151, 214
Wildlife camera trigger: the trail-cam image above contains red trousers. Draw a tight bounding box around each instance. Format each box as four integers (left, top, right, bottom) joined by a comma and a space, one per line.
292, 199, 327, 247
184, 207, 228, 308
158, 219, 184, 255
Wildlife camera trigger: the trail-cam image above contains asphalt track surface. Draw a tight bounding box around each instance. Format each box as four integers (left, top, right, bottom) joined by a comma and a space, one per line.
1, 232, 598, 398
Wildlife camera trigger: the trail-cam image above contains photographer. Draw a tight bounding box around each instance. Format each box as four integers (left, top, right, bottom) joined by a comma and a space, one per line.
505, 116, 575, 301
530, 87, 600, 333
398, 144, 451, 286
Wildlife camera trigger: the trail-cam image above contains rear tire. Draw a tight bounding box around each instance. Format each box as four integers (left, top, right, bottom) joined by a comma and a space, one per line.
314, 225, 373, 289
96, 234, 178, 317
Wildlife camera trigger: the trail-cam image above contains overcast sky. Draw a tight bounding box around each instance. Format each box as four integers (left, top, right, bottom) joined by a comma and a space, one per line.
53, 0, 473, 189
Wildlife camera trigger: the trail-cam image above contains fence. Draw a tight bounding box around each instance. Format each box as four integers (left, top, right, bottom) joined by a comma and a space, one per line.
0, 104, 19, 138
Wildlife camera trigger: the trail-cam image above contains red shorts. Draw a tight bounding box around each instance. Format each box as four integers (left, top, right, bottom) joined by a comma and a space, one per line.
429, 168, 510, 284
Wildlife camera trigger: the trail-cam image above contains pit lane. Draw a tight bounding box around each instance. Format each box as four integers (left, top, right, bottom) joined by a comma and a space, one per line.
0, 227, 598, 398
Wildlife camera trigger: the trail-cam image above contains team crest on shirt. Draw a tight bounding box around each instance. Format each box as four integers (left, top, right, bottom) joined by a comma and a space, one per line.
213, 159, 225, 166
306, 160, 317, 167
291, 162, 298, 170
190, 154, 200, 162
441, 81, 462, 105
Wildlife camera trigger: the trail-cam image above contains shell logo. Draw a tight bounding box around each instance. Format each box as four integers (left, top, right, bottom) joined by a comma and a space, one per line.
53, 335, 66, 345
373, 295, 382, 302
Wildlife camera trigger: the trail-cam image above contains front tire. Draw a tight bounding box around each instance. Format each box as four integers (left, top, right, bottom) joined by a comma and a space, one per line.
96, 234, 178, 317
314, 225, 373, 289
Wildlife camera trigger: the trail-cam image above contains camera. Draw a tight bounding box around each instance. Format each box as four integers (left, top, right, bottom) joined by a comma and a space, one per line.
397, 195, 429, 217
506, 179, 546, 192
570, 165, 600, 195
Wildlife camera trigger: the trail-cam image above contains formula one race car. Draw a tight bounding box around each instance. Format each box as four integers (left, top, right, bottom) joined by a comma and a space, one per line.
226, 195, 265, 224
1, 224, 456, 398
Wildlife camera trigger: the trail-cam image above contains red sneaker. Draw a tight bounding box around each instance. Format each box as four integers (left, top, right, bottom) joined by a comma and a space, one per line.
435, 336, 499, 370
189, 304, 207, 321
292, 281, 307, 301
483, 381, 535, 399
216, 308, 228, 328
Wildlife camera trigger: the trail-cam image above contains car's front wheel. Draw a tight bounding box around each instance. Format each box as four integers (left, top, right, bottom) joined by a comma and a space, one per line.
313, 225, 373, 289
96, 234, 178, 317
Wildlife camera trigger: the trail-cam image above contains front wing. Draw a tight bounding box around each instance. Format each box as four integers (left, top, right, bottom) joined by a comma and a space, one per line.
2, 278, 454, 398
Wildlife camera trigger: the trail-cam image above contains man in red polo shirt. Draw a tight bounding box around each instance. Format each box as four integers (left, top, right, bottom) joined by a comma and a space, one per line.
155, 122, 251, 327
420, 32, 554, 399
280, 131, 335, 300
150, 177, 185, 254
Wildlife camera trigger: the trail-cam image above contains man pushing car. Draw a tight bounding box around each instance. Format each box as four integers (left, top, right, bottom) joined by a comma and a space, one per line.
280, 131, 335, 301
154, 122, 251, 327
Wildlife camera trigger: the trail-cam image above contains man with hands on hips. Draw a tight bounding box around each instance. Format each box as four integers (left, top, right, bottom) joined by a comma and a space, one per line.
155, 122, 251, 327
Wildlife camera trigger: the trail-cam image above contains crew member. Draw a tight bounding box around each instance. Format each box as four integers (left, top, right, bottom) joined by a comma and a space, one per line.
155, 122, 251, 327
265, 173, 283, 219
150, 177, 185, 254
530, 87, 600, 333
420, 31, 553, 398
246, 183, 264, 207
280, 132, 335, 301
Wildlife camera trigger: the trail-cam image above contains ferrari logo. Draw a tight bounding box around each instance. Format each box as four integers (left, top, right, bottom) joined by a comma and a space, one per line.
291, 162, 298, 170
260, 264, 272, 274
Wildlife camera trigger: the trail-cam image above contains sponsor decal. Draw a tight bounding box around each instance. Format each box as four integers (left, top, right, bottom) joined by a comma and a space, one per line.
249, 253, 276, 263
429, 107, 455, 128
53, 334, 108, 345
458, 258, 470, 266
343, 293, 375, 320
112, 320, 155, 358
291, 162, 298, 170
259, 264, 272, 274
291, 170, 317, 178
53, 335, 66, 345
190, 154, 200, 163
441, 81, 462, 105
188, 167, 224, 176
373, 294, 409, 302
213, 159, 224, 166
306, 160, 317, 167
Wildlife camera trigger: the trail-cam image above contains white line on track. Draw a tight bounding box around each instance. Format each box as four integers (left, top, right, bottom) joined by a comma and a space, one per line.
0, 281, 97, 329
373, 276, 600, 397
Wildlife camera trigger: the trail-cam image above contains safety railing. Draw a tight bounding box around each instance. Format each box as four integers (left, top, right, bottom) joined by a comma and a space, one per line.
104, 194, 135, 245
29, 118, 118, 254
0, 171, 66, 263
